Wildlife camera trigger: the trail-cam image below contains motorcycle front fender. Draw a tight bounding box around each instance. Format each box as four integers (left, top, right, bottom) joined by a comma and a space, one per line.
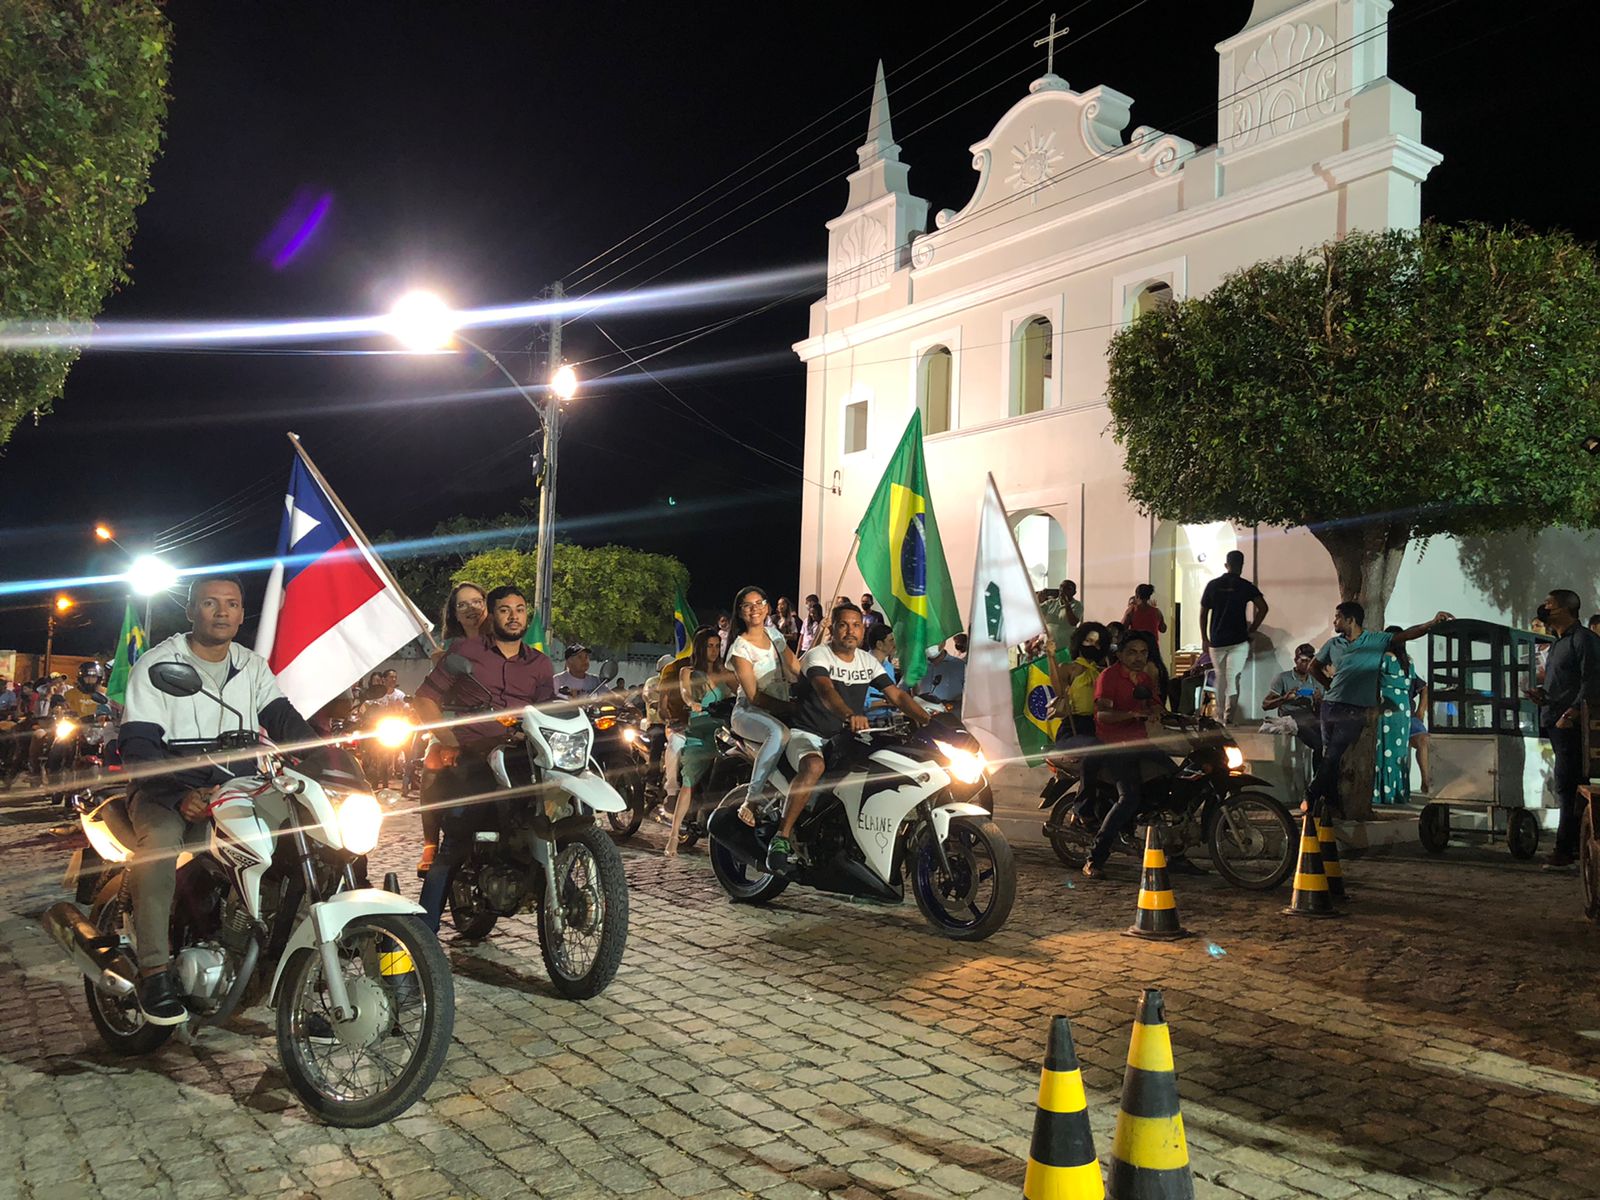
548, 768, 628, 813
930, 801, 990, 843
268, 887, 425, 1005
1222, 772, 1276, 791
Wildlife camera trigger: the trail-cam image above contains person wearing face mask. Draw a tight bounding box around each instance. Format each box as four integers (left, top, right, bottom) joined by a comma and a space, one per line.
1053, 621, 1109, 739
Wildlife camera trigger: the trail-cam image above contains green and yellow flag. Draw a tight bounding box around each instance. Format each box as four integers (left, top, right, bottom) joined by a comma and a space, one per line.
672, 585, 698, 660
1010, 654, 1060, 765
107, 602, 146, 707
854, 411, 961, 688
523, 609, 546, 654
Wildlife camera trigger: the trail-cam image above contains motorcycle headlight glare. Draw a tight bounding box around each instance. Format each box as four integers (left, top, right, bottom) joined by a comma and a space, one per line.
1224, 745, 1246, 772
933, 739, 987, 786
545, 730, 589, 772
374, 715, 415, 749
621, 726, 640, 744
55, 719, 78, 740
336, 792, 383, 855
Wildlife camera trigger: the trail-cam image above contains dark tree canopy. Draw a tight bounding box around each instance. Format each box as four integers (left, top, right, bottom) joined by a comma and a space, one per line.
0, 0, 171, 446
1107, 224, 1600, 622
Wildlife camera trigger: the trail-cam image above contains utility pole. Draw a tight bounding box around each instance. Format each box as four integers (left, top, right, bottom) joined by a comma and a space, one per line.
533, 281, 563, 640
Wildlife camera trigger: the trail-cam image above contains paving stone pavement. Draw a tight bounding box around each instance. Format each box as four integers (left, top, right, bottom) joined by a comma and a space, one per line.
1, 792, 1597, 1200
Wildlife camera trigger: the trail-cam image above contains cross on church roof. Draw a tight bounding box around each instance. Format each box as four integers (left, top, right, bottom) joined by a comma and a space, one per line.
1033, 12, 1068, 77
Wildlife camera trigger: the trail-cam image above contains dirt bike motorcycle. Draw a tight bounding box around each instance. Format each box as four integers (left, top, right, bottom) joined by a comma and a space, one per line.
42, 660, 453, 1127
707, 718, 1014, 941
1039, 711, 1296, 889
438, 655, 631, 998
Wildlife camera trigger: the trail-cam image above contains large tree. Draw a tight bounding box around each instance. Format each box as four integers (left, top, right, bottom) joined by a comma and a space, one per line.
1, 0, 171, 446
1107, 224, 1600, 627
457, 544, 688, 652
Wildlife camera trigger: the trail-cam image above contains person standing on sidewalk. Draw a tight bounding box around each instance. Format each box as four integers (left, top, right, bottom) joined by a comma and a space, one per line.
1199, 550, 1268, 724
1523, 588, 1600, 869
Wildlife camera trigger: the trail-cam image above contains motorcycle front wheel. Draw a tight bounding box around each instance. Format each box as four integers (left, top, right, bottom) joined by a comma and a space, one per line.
537, 825, 629, 999
277, 912, 454, 1128
910, 818, 1016, 941
1206, 791, 1296, 890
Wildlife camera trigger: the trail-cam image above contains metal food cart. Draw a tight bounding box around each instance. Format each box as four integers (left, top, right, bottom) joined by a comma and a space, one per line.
1418, 619, 1553, 859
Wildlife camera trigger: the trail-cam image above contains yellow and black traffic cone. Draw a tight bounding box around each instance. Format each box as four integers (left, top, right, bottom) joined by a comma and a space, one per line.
1283, 810, 1342, 918
1315, 818, 1347, 904
1107, 990, 1194, 1200
1023, 1015, 1104, 1199
1124, 824, 1190, 940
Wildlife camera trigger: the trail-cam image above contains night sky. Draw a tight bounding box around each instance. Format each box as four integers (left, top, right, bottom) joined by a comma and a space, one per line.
3, 0, 1589, 661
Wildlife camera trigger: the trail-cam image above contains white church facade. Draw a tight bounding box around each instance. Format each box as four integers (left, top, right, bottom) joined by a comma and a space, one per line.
792, 0, 1587, 718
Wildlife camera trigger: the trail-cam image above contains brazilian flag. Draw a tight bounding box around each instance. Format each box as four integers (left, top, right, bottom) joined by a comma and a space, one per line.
107, 602, 146, 707
672, 584, 697, 660
1010, 654, 1060, 766
522, 609, 546, 654
854, 411, 960, 688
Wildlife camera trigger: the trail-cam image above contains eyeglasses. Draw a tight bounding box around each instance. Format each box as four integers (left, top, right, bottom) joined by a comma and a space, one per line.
739, 600, 768, 612
456, 599, 485, 610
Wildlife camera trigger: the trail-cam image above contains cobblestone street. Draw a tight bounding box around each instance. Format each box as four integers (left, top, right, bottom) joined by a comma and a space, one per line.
2, 793, 1597, 1200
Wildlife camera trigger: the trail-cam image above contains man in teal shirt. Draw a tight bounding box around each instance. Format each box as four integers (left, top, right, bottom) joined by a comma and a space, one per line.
1305, 600, 1451, 815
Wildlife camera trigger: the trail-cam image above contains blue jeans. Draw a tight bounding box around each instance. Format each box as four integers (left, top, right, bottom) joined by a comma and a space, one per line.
731, 706, 788, 797
1305, 700, 1370, 814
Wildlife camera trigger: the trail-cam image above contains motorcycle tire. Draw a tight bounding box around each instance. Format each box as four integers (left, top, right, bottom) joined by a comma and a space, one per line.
605, 784, 645, 841
448, 869, 499, 941
537, 825, 629, 999
1044, 798, 1090, 868
84, 901, 173, 1056
910, 818, 1016, 941
676, 823, 702, 852
1206, 791, 1296, 890
276, 912, 454, 1128
709, 835, 789, 904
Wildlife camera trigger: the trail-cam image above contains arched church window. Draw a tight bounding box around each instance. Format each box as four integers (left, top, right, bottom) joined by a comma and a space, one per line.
918, 346, 953, 435
1013, 316, 1052, 416
1135, 281, 1175, 318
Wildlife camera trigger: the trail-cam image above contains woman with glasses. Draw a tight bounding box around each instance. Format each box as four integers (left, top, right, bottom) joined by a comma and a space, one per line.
725, 585, 800, 807
416, 581, 488, 876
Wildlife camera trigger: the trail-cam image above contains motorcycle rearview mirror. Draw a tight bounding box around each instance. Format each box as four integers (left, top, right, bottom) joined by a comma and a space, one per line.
149, 661, 204, 697
442, 653, 475, 678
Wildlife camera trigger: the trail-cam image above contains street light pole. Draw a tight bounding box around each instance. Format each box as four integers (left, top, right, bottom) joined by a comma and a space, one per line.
534, 281, 564, 639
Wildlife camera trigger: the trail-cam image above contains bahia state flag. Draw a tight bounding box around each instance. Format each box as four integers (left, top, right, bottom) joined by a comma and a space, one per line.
106, 602, 146, 707
1010, 655, 1060, 765
672, 584, 698, 659
854, 410, 961, 688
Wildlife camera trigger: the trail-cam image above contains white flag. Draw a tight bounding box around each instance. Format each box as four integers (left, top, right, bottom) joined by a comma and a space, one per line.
961, 475, 1047, 770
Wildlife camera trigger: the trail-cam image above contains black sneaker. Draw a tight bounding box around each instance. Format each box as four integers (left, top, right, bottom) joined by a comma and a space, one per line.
766, 834, 794, 875
135, 971, 188, 1026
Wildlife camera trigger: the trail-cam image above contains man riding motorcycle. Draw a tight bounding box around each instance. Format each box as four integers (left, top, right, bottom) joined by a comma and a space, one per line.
763, 602, 929, 874
119, 574, 320, 1024
411, 585, 556, 932
1080, 633, 1174, 880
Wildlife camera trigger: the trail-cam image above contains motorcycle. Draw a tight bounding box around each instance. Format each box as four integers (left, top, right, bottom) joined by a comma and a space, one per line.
42, 659, 453, 1127
572, 679, 649, 841
439, 655, 631, 999
1038, 711, 1296, 889
707, 718, 1014, 941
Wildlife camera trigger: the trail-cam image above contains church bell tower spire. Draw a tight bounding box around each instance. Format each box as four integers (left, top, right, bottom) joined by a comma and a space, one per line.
858, 60, 899, 169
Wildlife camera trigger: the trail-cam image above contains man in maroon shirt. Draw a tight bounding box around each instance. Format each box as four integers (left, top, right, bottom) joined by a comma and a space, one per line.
1084, 635, 1173, 879
413, 584, 556, 930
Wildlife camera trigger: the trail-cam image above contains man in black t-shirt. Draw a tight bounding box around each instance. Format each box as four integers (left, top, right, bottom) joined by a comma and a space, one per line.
1198, 550, 1268, 725
764, 602, 927, 874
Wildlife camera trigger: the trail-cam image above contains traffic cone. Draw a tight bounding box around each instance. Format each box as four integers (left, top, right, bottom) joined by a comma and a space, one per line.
1315, 818, 1347, 904
1283, 811, 1342, 918
1107, 990, 1194, 1200
1023, 1016, 1104, 1199
1123, 825, 1190, 940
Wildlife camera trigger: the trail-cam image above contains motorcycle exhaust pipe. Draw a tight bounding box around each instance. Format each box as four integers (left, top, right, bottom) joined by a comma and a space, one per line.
40, 902, 136, 997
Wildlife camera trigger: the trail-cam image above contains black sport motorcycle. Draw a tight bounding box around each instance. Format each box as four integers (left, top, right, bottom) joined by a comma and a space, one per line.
1039, 712, 1295, 889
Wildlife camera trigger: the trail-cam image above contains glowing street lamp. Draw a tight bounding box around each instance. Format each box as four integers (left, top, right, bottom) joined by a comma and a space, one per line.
128, 555, 180, 597
386, 290, 457, 353
43, 594, 74, 678
94, 524, 114, 542
550, 363, 579, 402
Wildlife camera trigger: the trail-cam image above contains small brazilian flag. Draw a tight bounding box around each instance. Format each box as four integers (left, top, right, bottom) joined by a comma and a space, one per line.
523, 609, 546, 654
1010, 654, 1060, 766
672, 584, 697, 660
107, 602, 146, 707
854, 410, 960, 688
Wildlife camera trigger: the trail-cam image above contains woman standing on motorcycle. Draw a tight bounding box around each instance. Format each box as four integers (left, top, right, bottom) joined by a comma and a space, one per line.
724, 586, 800, 807
417, 581, 487, 876
666, 627, 735, 857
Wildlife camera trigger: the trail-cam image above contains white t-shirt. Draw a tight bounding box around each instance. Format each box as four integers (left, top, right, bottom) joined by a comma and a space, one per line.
553, 671, 604, 698
727, 632, 791, 707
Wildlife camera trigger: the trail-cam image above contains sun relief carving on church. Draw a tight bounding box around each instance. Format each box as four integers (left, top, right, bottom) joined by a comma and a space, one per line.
1005, 126, 1064, 205
1230, 22, 1338, 150
828, 215, 889, 302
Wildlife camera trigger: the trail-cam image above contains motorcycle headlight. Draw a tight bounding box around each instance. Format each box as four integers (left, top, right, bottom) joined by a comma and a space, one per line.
336, 792, 383, 855
1224, 745, 1246, 772
545, 730, 589, 772
933, 738, 987, 786
373, 715, 415, 749
621, 726, 640, 744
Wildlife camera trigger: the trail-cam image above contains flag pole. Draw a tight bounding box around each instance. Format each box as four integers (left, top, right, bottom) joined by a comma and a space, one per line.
285, 432, 441, 653
828, 533, 861, 611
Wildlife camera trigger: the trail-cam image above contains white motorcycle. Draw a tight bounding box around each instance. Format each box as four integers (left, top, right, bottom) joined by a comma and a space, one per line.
707, 719, 1016, 940
42, 660, 453, 1127
433, 654, 631, 999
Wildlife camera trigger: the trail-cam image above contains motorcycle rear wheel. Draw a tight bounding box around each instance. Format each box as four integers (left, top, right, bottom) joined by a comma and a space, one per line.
605, 790, 645, 841
1206, 791, 1295, 890
709, 836, 789, 904
84, 902, 172, 1056
1045, 798, 1090, 868
538, 825, 629, 999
